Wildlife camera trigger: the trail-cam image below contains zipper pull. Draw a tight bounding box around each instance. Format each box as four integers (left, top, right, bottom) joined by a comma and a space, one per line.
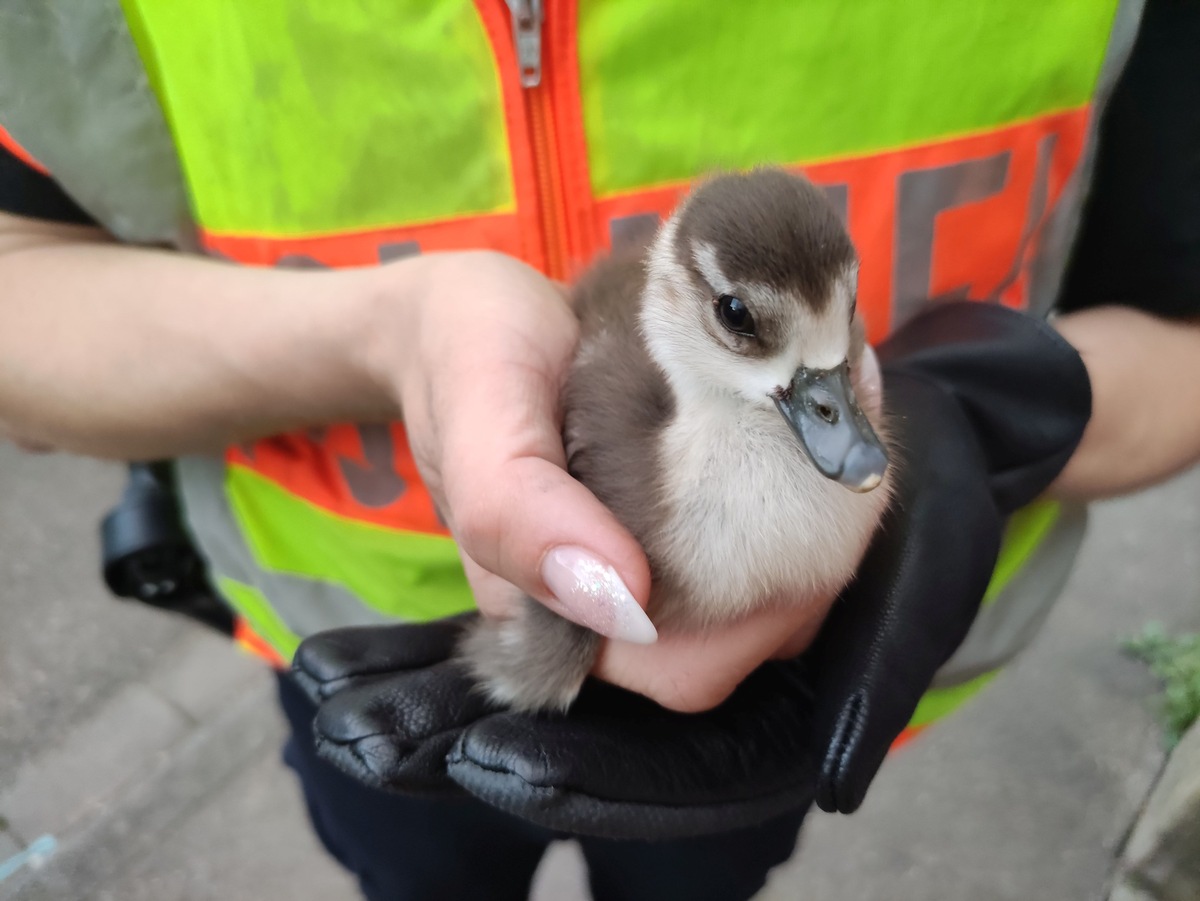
506, 0, 544, 88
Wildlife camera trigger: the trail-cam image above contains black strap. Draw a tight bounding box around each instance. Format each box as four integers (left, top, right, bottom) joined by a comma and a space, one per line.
1057, 0, 1200, 319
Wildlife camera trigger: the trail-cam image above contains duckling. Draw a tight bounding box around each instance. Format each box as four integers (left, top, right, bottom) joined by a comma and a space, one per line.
458, 168, 891, 713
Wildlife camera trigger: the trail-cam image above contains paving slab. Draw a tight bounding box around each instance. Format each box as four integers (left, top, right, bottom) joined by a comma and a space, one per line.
0, 445, 185, 788
150, 628, 265, 724
2, 672, 281, 901
0, 681, 190, 842
90, 722, 359, 901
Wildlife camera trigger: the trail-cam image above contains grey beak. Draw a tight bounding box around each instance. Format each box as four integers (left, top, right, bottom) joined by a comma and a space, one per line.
772, 362, 888, 492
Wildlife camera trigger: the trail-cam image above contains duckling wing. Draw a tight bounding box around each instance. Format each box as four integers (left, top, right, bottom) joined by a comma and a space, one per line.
562, 251, 674, 550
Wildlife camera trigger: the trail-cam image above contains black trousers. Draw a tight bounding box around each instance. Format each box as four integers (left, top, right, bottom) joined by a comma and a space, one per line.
277, 674, 807, 901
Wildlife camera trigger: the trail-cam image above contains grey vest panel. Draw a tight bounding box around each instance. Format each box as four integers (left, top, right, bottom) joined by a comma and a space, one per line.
0, 0, 190, 246
934, 503, 1089, 688
175, 455, 396, 639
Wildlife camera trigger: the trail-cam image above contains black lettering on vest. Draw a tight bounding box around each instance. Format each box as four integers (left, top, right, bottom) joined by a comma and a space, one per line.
822, 183, 849, 225
893, 153, 1010, 327
275, 254, 330, 269
984, 133, 1058, 304
378, 241, 421, 263
609, 213, 661, 249
338, 424, 407, 508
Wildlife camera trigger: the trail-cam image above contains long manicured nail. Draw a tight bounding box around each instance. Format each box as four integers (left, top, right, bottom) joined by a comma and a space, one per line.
541, 546, 658, 644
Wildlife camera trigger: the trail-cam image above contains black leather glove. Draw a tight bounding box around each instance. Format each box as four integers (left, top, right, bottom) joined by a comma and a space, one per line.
292, 301, 1090, 840
294, 621, 821, 839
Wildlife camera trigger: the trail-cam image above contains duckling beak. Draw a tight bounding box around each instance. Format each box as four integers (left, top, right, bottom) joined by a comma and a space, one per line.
772, 361, 888, 492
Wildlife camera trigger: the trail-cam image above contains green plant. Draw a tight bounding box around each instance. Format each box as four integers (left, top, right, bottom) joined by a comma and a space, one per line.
1124, 623, 1200, 748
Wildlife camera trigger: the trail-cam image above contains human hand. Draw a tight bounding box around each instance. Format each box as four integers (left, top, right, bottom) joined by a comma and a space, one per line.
375, 250, 654, 641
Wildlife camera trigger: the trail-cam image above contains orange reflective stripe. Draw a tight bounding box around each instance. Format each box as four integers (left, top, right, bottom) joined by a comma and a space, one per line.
200, 211, 525, 267
890, 724, 929, 751
233, 617, 287, 669
0, 123, 48, 175
593, 106, 1090, 342
228, 424, 449, 537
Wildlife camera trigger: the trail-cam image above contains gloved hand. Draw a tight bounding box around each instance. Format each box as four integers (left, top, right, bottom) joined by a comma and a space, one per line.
293, 619, 822, 839
809, 302, 1091, 814
292, 301, 1091, 840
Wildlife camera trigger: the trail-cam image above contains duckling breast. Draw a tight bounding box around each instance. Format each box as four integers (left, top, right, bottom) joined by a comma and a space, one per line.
648, 402, 890, 630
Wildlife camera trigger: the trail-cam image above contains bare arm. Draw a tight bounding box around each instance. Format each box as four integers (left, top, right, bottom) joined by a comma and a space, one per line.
0, 212, 409, 459
1050, 305, 1200, 500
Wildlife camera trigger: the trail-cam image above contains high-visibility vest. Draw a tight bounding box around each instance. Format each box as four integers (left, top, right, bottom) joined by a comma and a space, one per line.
0, 0, 1144, 735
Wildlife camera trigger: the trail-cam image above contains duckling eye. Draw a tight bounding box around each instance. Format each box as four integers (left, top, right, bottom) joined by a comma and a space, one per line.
715, 294, 756, 337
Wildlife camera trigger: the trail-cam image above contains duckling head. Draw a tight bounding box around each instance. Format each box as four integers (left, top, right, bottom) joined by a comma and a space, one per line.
640, 168, 888, 492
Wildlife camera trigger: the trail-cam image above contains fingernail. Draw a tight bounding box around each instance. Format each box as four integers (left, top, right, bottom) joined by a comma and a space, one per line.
541, 547, 658, 644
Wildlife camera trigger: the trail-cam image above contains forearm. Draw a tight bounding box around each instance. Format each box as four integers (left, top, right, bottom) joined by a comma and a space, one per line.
0, 213, 412, 459
1049, 305, 1200, 500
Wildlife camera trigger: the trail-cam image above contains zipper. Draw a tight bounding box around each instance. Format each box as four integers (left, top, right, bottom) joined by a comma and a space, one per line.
508, 0, 543, 87
505, 0, 570, 280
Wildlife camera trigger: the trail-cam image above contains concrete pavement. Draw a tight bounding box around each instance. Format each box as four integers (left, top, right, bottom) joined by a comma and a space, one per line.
1, 442, 1197, 900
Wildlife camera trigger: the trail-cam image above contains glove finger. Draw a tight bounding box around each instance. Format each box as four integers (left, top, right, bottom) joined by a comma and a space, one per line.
811, 372, 1002, 814
312, 660, 496, 795
447, 664, 818, 841
292, 613, 477, 703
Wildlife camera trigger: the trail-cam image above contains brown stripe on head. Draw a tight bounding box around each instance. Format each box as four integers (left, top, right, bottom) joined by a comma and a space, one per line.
673, 169, 856, 314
